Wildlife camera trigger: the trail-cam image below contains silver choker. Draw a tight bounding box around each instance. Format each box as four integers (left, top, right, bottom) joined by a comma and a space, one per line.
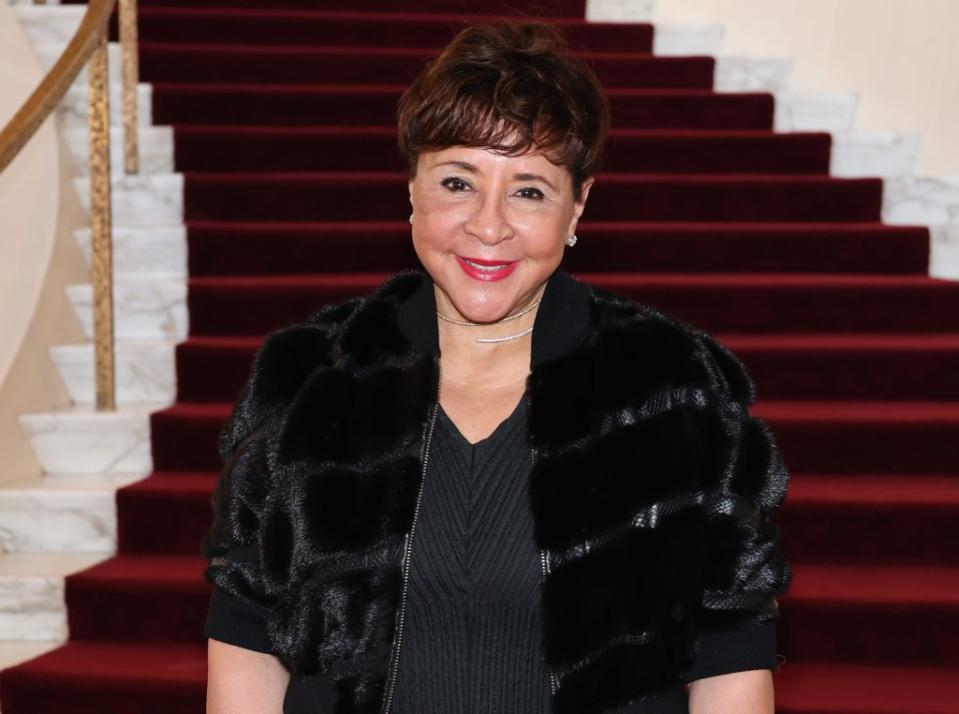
436, 285, 545, 343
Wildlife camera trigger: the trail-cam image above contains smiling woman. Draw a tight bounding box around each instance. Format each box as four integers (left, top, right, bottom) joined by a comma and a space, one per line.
203, 18, 789, 714
399, 22, 605, 337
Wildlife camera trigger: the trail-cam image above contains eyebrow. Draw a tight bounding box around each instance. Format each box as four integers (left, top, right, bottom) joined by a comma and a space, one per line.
433, 160, 558, 192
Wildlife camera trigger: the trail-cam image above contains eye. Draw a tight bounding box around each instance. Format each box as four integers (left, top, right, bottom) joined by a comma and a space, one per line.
441, 177, 470, 192
517, 187, 545, 201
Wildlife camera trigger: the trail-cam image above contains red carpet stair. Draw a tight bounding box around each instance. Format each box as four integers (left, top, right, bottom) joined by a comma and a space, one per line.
3, 1, 958, 712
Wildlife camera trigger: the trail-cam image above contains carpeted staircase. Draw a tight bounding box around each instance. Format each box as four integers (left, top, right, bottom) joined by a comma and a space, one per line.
2, 1, 959, 712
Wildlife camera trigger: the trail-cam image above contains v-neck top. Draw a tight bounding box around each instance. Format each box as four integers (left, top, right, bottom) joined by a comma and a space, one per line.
388, 394, 550, 713
204, 391, 778, 713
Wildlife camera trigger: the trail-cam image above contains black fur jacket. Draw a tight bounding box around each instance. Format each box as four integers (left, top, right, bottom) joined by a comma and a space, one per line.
201, 266, 791, 714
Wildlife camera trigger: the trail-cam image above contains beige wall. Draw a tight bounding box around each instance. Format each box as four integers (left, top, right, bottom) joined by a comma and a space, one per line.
0, 4, 89, 484
653, 0, 959, 176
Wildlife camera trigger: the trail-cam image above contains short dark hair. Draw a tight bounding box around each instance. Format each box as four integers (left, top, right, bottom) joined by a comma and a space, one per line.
396, 19, 610, 203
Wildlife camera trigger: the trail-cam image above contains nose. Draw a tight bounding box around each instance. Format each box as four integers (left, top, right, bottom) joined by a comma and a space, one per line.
464, 190, 514, 246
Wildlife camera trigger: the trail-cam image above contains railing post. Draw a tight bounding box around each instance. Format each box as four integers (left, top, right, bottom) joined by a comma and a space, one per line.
119, 0, 139, 174
88, 31, 116, 411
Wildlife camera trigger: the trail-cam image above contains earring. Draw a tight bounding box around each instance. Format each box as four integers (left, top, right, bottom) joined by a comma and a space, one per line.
566, 234, 577, 247
409, 213, 414, 224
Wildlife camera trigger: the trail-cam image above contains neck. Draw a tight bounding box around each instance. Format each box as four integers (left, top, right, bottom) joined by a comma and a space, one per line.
434, 283, 542, 378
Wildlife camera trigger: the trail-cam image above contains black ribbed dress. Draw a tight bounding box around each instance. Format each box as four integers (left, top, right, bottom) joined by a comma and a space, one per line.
204, 390, 778, 713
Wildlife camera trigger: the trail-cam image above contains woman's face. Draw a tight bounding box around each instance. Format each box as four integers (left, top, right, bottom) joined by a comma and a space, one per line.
408, 144, 594, 324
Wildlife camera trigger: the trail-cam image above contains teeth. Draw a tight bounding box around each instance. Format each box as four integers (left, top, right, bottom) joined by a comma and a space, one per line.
464, 258, 509, 271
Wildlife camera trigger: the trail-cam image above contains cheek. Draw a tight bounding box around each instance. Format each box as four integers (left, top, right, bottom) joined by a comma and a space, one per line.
517, 214, 570, 257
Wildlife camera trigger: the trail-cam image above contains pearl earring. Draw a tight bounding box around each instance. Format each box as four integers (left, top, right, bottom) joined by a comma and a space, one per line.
566, 234, 577, 247
409, 213, 414, 224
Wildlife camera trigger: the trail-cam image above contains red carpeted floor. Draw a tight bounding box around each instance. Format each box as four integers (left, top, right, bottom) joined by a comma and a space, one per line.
3, 1, 959, 712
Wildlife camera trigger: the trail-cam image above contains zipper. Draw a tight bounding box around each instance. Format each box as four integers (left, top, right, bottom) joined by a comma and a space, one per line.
380, 357, 441, 714
381, 361, 558, 709
529, 404, 559, 698
539, 547, 558, 695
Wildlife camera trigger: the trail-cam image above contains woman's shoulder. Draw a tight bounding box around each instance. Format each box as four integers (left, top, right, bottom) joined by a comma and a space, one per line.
223, 271, 425, 443
584, 282, 757, 407
247, 271, 418, 397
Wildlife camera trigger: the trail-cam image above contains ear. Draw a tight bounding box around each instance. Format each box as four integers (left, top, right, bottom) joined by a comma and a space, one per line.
568, 177, 595, 235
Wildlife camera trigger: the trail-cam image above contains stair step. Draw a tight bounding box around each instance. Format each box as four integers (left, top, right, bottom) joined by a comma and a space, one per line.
18, 405, 159, 477
135, 7, 653, 50
151, 397, 959, 475
0, 474, 146, 553
66, 279, 188, 342
50, 340, 178, 407
180, 171, 882, 223
38, 553, 959, 671
117, 472, 216, 555
139, 43, 714, 89
185, 273, 959, 336
65, 554, 209, 644
2, 643, 956, 713
780, 474, 959, 565
152, 84, 775, 129
775, 663, 959, 713
184, 220, 929, 277
93, 0, 588, 13
175, 331, 959, 403
780, 563, 959, 667
0, 640, 207, 714
0, 552, 109, 641
171, 125, 832, 174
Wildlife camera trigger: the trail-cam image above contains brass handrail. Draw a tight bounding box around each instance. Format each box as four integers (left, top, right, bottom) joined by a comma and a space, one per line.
0, 0, 141, 411
0, 0, 116, 171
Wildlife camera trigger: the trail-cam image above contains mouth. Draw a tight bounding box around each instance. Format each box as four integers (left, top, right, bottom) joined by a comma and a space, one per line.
455, 255, 519, 282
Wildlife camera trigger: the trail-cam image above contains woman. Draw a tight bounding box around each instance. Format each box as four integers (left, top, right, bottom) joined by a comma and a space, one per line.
202, 19, 791, 714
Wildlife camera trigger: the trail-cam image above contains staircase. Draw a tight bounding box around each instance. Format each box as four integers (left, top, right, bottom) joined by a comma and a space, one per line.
2, 0, 959, 712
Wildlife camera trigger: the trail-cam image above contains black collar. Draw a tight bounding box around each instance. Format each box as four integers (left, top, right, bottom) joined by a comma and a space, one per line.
396, 266, 594, 367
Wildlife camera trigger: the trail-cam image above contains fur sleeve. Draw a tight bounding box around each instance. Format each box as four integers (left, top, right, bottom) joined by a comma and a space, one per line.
692, 330, 792, 629
200, 319, 338, 609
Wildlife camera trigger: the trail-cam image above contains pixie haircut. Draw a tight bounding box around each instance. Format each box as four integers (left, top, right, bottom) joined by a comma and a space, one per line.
396, 20, 610, 203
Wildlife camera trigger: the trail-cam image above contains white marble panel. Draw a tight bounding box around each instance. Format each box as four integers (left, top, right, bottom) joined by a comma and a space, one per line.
0, 475, 136, 553
11, 5, 83, 47
51, 339, 179, 407
882, 176, 959, 225
586, 0, 655, 22
64, 125, 175, 177
715, 56, 792, 92
0, 573, 65, 640
17, 407, 159, 476
653, 23, 724, 56
0, 553, 107, 643
72, 173, 184, 227
830, 131, 920, 178
67, 279, 188, 341
33, 41, 121, 87
774, 90, 858, 132
59, 82, 152, 130
930, 224, 959, 280
73, 225, 187, 280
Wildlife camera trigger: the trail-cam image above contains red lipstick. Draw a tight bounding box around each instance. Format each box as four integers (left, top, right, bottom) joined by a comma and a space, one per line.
455, 255, 518, 282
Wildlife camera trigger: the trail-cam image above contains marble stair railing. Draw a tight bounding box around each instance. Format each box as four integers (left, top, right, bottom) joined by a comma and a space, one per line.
1, 0, 186, 672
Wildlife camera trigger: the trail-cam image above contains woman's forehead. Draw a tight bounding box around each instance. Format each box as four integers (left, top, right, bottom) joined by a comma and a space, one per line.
423, 145, 562, 173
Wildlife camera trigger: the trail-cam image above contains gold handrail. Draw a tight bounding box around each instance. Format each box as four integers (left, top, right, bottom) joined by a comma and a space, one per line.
0, 0, 141, 411
0, 0, 116, 171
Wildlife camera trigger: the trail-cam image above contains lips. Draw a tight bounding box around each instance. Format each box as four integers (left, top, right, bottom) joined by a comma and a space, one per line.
461, 256, 516, 266
455, 255, 519, 282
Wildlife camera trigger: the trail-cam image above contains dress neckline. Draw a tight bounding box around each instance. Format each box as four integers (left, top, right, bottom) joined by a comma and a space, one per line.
436, 394, 526, 449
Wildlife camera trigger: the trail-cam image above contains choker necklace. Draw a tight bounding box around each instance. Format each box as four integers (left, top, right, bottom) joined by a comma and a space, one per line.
436, 284, 545, 344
